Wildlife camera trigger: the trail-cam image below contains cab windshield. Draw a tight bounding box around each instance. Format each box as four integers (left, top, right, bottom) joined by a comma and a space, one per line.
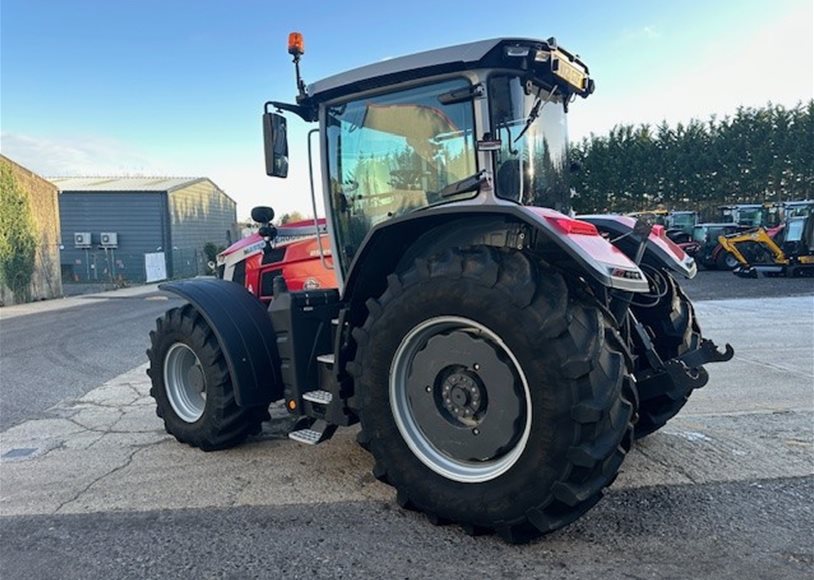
326, 78, 477, 270
489, 74, 570, 212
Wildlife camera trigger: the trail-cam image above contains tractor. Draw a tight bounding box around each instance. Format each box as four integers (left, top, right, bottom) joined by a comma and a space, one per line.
146, 34, 733, 543
215, 211, 335, 303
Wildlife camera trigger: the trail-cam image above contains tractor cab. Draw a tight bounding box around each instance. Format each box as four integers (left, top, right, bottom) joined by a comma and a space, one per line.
263, 36, 609, 287
666, 211, 698, 235
719, 203, 780, 228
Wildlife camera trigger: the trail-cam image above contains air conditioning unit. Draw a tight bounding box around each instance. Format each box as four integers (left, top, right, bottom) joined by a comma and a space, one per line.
74, 232, 92, 248
100, 232, 118, 248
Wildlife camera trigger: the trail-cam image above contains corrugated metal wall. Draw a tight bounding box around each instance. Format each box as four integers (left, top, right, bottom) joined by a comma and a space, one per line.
168, 180, 236, 277
59, 191, 168, 283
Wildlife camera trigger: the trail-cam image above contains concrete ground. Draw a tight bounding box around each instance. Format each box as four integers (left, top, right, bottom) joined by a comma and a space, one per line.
0, 283, 812, 578
0, 284, 182, 431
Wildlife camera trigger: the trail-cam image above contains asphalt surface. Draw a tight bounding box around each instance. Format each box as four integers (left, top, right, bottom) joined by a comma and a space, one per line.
2, 477, 810, 580
0, 288, 182, 430
681, 269, 814, 301
0, 274, 812, 579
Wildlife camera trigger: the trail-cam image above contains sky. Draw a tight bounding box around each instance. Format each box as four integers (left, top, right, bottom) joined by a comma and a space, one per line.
1, 0, 812, 219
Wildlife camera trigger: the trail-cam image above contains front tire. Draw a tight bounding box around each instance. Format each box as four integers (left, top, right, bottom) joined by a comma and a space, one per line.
146, 304, 266, 451
350, 247, 634, 542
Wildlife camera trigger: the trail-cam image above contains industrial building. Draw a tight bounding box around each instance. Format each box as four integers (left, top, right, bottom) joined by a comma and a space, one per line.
52, 177, 237, 284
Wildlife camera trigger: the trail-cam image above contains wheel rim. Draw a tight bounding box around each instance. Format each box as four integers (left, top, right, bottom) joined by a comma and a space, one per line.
725, 254, 739, 268
163, 343, 207, 423
389, 316, 532, 483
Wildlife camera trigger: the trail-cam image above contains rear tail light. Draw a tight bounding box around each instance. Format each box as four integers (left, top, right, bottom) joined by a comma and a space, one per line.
545, 216, 600, 236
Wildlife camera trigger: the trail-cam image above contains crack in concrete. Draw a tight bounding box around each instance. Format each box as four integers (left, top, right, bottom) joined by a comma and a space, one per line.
52, 440, 167, 514
71, 398, 143, 410
62, 412, 125, 435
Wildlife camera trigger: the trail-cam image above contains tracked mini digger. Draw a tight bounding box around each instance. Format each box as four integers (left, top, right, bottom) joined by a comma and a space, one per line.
146, 34, 733, 543
719, 210, 814, 278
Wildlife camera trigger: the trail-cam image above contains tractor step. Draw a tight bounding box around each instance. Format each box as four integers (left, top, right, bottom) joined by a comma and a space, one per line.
288, 419, 336, 445
316, 353, 335, 365
302, 389, 333, 404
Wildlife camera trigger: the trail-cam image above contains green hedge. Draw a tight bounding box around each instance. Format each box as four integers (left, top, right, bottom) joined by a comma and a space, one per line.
0, 162, 37, 301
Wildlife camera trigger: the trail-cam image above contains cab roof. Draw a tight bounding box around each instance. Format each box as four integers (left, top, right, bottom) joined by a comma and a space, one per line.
304, 37, 588, 104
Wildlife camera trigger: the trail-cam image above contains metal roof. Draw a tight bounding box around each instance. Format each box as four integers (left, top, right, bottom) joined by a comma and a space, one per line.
50, 176, 210, 193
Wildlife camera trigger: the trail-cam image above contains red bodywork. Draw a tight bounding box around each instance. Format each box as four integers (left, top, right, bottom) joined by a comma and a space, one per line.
217, 219, 336, 304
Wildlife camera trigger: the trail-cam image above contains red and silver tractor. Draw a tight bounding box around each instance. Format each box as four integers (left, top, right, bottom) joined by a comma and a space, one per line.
215, 212, 335, 303
147, 34, 733, 543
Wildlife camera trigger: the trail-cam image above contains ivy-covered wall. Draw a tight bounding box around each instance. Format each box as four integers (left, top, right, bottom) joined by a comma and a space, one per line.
0, 155, 62, 305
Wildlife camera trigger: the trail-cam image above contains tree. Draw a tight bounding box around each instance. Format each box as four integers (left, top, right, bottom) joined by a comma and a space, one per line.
278, 211, 305, 225
570, 100, 813, 216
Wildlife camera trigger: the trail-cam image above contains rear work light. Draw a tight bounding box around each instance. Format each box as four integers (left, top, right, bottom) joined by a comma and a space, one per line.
545, 216, 600, 236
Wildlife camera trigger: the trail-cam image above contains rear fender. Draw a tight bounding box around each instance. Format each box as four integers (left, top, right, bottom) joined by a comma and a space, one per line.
341, 205, 648, 324
579, 214, 698, 279
160, 278, 282, 407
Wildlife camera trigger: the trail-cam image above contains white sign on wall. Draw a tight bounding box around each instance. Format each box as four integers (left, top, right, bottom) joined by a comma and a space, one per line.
144, 252, 167, 283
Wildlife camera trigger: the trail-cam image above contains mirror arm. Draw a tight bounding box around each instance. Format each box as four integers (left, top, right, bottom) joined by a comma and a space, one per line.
264, 100, 317, 122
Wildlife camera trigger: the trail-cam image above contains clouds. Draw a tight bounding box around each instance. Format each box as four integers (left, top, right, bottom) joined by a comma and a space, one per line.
0, 133, 166, 177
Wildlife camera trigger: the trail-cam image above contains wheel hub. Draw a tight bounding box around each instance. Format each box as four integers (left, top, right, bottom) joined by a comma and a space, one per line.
187, 365, 205, 392
163, 342, 207, 423
441, 371, 483, 422
390, 316, 531, 483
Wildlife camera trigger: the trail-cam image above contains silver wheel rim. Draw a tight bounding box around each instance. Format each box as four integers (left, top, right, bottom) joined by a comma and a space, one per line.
163, 343, 207, 423
389, 316, 532, 483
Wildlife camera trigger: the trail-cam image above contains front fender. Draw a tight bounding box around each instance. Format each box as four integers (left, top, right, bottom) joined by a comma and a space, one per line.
579, 214, 698, 279
159, 278, 282, 407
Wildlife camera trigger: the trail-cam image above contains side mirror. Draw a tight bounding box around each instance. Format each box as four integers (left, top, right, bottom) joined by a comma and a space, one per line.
251, 205, 275, 224
263, 111, 289, 178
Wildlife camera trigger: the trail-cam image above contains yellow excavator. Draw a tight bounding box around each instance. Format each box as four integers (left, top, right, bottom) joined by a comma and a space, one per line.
718, 211, 814, 277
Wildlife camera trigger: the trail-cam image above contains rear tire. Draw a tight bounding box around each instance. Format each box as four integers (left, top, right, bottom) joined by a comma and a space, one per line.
350, 247, 634, 543
630, 273, 705, 438
146, 304, 266, 451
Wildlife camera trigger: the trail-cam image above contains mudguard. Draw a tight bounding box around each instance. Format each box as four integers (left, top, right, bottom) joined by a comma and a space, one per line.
159, 278, 282, 406
341, 205, 650, 309
579, 214, 698, 279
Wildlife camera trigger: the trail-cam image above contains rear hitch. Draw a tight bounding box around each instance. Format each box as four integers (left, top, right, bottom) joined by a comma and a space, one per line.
633, 322, 734, 403
677, 338, 734, 369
